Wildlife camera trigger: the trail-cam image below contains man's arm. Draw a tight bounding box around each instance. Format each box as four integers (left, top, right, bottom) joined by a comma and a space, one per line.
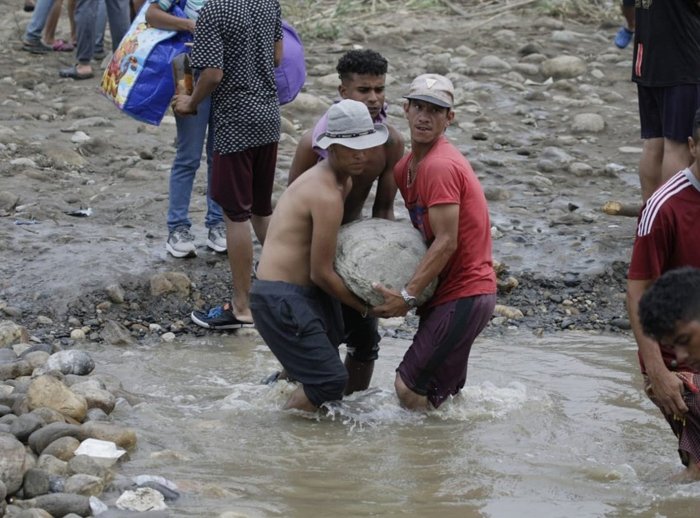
373, 203, 459, 317
274, 39, 283, 67
288, 130, 319, 186
627, 278, 688, 415
309, 192, 368, 315
145, 3, 196, 32
371, 128, 404, 220
173, 68, 222, 116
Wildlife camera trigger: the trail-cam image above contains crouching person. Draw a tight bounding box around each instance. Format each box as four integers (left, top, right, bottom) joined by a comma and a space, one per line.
639, 267, 700, 481
250, 99, 388, 411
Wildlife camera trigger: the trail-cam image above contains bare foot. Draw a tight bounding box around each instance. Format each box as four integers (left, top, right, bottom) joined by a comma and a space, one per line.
670, 463, 700, 482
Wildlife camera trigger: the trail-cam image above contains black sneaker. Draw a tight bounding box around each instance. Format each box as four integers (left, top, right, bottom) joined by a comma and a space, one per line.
22, 39, 51, 54
190, 303, 254, 330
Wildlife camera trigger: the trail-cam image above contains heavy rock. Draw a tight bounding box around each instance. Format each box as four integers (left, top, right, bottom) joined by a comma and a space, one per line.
334, 219, 437, 307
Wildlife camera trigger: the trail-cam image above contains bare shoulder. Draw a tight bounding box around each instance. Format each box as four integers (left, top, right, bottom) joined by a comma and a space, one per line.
384, 123, 405, 155
298, 164, 344, 203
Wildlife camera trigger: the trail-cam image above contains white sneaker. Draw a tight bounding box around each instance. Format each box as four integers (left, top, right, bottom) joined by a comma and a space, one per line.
206, 223, 227, 253
166, 226, 196, 258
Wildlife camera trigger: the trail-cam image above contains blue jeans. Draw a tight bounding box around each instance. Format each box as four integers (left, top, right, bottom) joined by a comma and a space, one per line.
23, 0, 55, 43
75, 0, 129, 63
95, 0, 107, 53
167, 95, 223, 231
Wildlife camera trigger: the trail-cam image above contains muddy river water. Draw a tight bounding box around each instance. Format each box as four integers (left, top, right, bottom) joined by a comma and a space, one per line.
88, 331, 700, 517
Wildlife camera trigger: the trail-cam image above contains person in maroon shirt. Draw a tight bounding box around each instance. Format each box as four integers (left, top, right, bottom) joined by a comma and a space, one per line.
627, 108, 700, 480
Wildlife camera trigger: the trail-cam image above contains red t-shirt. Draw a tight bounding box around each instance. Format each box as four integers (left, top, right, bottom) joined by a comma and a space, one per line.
394, 136, 496, 309
628, 168, 700, 372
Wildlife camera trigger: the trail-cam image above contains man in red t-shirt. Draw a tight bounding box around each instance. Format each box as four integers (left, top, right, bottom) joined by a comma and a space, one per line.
373, 74, 496, 410
627, 108, 700, 479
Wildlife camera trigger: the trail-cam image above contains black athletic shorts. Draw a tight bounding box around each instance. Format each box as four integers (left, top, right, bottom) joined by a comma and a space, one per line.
250, 280, 347, 406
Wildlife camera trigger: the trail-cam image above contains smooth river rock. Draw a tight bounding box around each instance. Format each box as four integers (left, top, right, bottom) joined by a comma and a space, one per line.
334, 218, 437, 307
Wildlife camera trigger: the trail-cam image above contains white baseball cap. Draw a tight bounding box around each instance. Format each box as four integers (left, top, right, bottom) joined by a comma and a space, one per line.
315, 99, 389, 150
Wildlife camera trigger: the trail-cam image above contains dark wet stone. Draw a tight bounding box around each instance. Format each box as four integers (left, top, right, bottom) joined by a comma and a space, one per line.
13, 493, 91, 517
28, 422, 82, 455
610, 318, 631, 330
10, 412, 46, 442
23, 468, 51, 499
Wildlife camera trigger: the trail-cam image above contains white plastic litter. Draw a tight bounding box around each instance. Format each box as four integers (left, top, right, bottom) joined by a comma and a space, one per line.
74, 438, 126, 459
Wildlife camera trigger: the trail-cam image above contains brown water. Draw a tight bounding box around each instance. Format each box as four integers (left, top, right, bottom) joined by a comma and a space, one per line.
88, 331, 700, 517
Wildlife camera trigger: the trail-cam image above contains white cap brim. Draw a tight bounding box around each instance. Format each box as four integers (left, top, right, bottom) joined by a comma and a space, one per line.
316, 123, 389, 150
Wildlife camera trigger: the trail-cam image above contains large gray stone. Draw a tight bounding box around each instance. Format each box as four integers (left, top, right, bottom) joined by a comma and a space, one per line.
334, 219, 437, 307
40, 350, 95, 377
0, 433, 28, 494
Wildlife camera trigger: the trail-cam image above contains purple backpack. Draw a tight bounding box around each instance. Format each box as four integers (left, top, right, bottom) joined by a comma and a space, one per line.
276, 21, 306, 105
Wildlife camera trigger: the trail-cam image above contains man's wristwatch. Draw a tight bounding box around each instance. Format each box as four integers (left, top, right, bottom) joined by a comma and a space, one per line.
401, 288, 418, 308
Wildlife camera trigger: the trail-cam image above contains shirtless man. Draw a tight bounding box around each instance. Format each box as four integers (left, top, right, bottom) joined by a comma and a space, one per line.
286, 49, 404, 393
250, 99, 388, 411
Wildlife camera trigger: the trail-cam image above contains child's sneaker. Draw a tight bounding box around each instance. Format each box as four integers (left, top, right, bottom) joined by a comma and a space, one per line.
614, 26, 634, 49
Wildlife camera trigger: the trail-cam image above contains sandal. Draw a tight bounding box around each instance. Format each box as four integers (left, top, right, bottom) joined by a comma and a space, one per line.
52, 39, 74, 52
58, 65, 94, 80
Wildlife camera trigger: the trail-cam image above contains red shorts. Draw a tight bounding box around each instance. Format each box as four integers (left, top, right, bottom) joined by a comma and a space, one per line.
211, 142, 278, 222
397, 292, 496, 408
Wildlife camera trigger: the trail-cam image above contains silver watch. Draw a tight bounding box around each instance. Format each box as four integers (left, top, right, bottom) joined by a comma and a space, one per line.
401, 288, 418, 308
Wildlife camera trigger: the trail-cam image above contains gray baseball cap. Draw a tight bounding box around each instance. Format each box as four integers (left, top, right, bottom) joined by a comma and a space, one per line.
403, 73, 454, 108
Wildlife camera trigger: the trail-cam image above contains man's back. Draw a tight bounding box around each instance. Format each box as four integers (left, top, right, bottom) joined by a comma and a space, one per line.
258, 162, 347, 286
191, 0, 282, 153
